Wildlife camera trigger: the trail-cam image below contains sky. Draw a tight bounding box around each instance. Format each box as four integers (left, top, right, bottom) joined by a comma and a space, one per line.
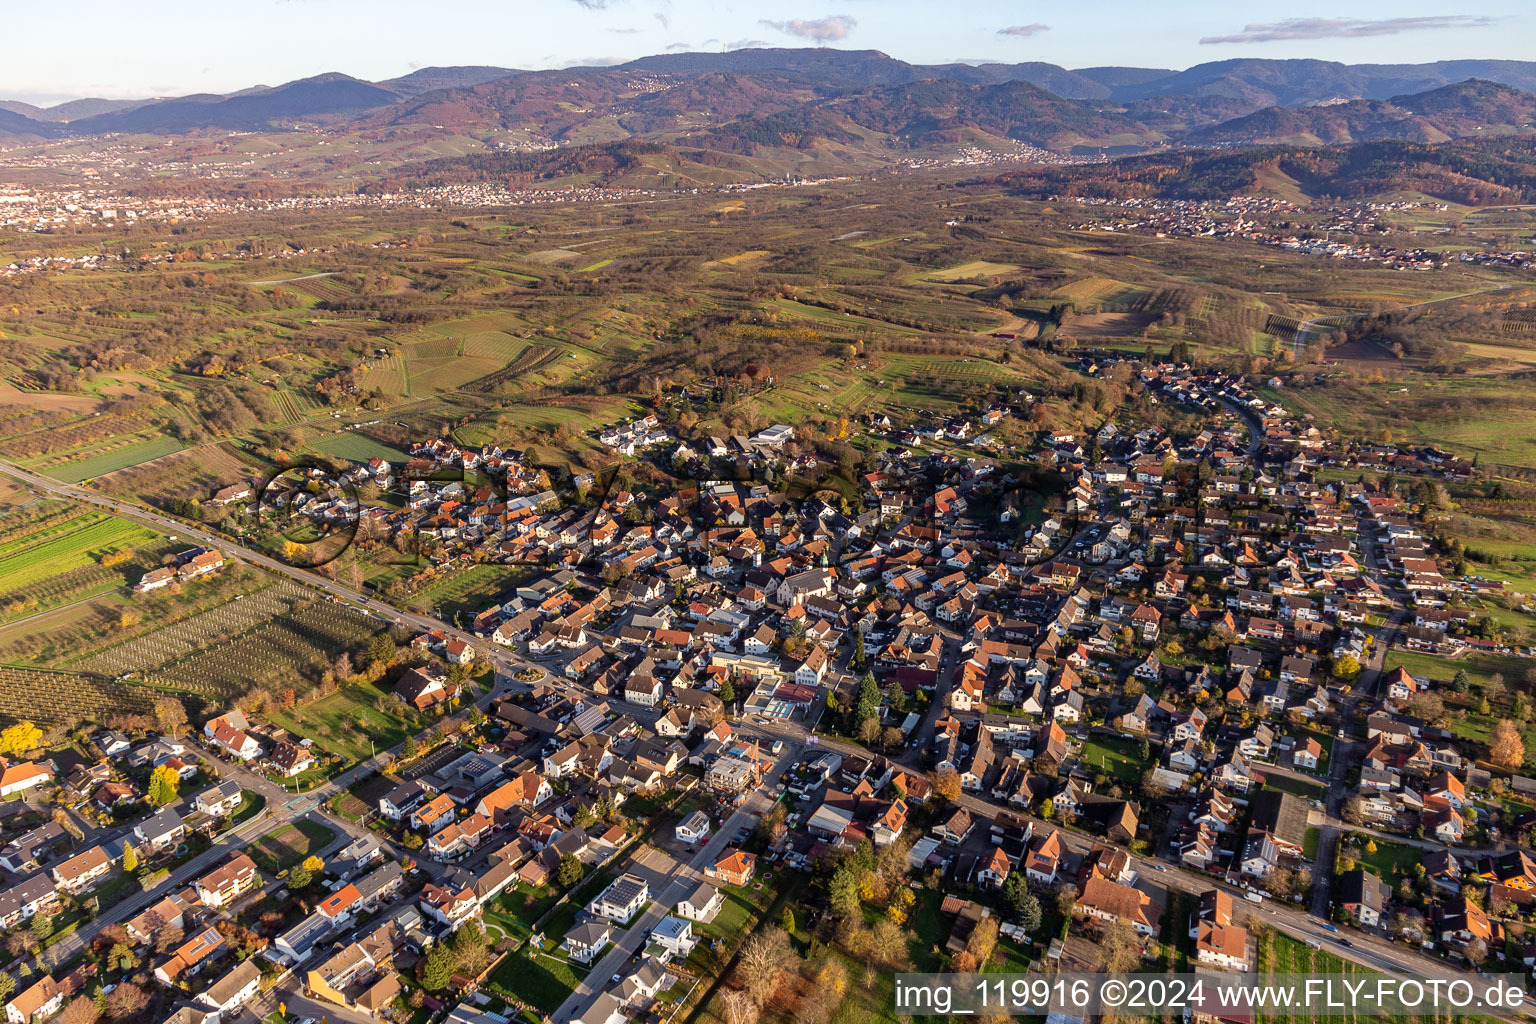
3, 0, 1534, 106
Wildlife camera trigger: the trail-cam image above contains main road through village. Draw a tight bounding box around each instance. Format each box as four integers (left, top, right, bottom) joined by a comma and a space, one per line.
0, 455, 1474, 1021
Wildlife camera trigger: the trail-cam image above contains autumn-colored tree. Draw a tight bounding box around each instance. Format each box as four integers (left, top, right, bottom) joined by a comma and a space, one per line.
120, 842, 138, 873
1098, 919, 1143, 973
58, 996, 99, 1024
153, 697, 188, 737
870, 919, 908, 969
965, 915, 999, 967
105, 983, 148, 1020
0, 721, 42, 756
736, 927, 792, 1005
1492, 719, 1526, 769
888, 886, 916, 926
857, 716, 881, 745
931, 768, 961, 802
450, 922, 491, 976
147, 764, 181, 806
721, 988, 758, 1024
302, 854, 325, 874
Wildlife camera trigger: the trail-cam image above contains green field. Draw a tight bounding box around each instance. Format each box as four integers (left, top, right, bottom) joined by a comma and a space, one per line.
267, 678, 427, 766
52, 437, 187, 482
0, 514, 158, 597
309, 432, 411, 464
414, 563, 528, 620
921, 261, 1022, 283
1383, 649, 1530, 691
1261, 775, 1327, 801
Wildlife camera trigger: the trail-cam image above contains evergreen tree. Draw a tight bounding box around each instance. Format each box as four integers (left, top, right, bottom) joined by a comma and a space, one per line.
1017, 892, 1043, 932
855, 673, 881, 722
1001, 872, 1032, 920
420, 945, 455, 991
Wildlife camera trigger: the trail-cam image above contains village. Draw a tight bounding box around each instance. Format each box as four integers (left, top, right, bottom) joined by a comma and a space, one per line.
1059, 194, 1536, 272
0, 352, 1530, 1024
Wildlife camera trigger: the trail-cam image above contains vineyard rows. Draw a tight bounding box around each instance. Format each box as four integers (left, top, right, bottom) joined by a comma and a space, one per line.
0, 666, 160, 725
1503, 312, 1536, 335
462, 344, 563, 393
72, 582, 309, 675
155, 601, 381, 699
0, 564, 129, 620
0, 503, 82, 549
0, 516, 149, 598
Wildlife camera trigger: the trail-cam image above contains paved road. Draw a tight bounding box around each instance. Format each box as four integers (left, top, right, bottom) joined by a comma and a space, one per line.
0, 456, 534, 685
797, 727, 1467, 985
41, 807, 294, 969
553, 747, 799, 1023
0, 433, 1493, 993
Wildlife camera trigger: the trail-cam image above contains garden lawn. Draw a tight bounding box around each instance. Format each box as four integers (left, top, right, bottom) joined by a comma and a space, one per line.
1384, 649, 1529, 691
1261, 774, 1326, 801
268, 679, 424, 767
1079, 736, 1147, 782
486, 948, 586, 1017
1345, 833, 1420, 880
248, 819, 336, 873
541, 868, 614, 941
485, 883, 560, 945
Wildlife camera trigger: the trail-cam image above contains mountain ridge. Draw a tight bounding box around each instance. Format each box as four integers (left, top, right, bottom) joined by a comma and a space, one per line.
2, 52, 1536, 173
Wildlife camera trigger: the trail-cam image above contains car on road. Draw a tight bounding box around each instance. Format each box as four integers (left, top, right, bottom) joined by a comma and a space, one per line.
1335, 938, 1352, 947
1322, 924, 1338, 932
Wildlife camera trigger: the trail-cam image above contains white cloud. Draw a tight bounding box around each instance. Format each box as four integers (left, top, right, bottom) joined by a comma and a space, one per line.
760, 15, 856, 42
997, 24, 1050, 38
1201, 16, 1494, 45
